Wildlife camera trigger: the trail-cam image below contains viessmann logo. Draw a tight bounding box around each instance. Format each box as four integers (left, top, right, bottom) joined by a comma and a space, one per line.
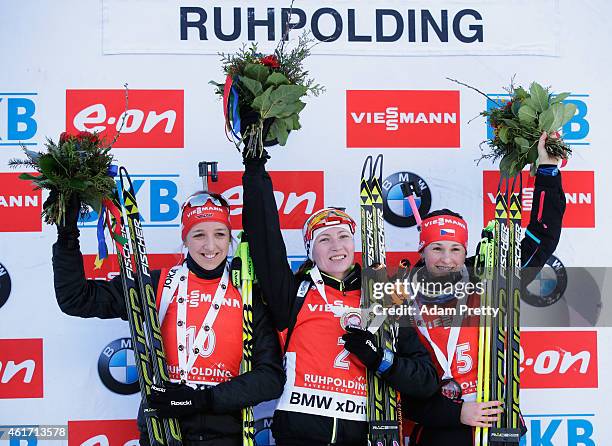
0, 172, 42, 232
346, 90, 460, 148
483, 171, 595, 228
211, 171, 324, 229
521, 331, 597, 389
0, 339, 43, 399
66, 89, 184, 148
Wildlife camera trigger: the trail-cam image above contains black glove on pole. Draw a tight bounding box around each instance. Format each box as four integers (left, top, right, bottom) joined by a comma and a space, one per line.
149, 382, 212, 418
342, 326, 383, 371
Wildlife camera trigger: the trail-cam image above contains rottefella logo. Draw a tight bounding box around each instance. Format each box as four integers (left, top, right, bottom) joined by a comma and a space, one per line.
346, 90, 460, 148
98, 338, 139, 395
381, 172, 431, 228
68, 419, 139, 446
0, 92, 37, 147
0, 261, 11, 310
0, 172, 42, 232
0, 339, 43, 399
524, 255, 567, 307
66, 89, 184, 148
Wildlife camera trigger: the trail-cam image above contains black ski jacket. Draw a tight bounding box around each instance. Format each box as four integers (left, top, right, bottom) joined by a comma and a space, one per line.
242, 157, 439, 446
402, 168, 566, 446
52, 238, 285, 445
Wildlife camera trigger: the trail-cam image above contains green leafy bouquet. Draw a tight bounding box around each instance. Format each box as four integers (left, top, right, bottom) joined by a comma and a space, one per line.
450, 78, 574, 177
8, 131, 116, 225
211, 31, 324, 158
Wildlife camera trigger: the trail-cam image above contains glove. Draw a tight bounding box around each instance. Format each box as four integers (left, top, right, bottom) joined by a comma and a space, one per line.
148, 382, 211, 418
49, 190, 81, 248
240, 109, 277, 151
342, 326, 383, 371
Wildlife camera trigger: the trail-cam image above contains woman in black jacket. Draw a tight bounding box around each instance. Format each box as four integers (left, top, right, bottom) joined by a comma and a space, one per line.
242, 156, 439, 446
400, 132, 566, 446
52, 191, 284, 446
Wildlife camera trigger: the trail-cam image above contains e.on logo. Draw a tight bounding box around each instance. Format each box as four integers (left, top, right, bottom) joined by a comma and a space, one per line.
66, 90, 184, 148
346, 90, 460, 148
210, 171, 324, 229
68, 420, 139, 446
0, 172, 42, 232
482, 171, 595, 228
520, 331, 597, 389
0, 339, 43, 399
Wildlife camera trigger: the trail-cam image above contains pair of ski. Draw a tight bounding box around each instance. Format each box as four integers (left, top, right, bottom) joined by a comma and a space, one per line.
475, 175, 522, 446
360, 154, 401, 446
107, 166, 255, 446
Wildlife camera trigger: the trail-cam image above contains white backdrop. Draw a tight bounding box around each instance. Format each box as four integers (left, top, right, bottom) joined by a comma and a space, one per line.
1, 1, 611, 445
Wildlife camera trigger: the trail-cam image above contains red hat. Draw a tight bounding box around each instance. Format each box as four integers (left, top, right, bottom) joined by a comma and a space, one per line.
419, 214, 468, 252
181, 192, 231, 241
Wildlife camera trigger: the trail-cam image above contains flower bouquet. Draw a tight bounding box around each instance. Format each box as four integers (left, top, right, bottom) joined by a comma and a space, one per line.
210, 31, 324, 158
9, 130, 117, 225
450, 78, 575, 178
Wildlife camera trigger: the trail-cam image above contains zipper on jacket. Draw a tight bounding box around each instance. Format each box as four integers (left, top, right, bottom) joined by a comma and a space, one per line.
330, 417, 338, 443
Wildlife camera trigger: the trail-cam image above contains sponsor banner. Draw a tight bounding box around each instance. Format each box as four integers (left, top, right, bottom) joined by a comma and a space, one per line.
486, 94, 590, 147
521, 413, 595, 446
68, 419, 139, 446
0, 339, 43, 399
66, 89, 184, 148
483, 171, 595, 228
521, 331, 598, 389
0, 92, 38, 147
103, 0, 558, 56
83, 253, 182, 280
347, 90, 460, 148
0, 173, 42, 232
210, 171, 324, 229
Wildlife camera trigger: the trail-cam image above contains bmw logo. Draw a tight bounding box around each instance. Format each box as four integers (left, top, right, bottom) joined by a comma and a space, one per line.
0, 262, 11, 310
254, 417, 275, 445
381, 172, 432, 227
98, 338, 140, 395
524, 255, 567, 307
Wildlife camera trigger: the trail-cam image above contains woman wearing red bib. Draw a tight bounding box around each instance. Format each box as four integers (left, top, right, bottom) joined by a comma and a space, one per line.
242, 156, 439, 446
52, 191, 284, 446
402, 133, 566, 446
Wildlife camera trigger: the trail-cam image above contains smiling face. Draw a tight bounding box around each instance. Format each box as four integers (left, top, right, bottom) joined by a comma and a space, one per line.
311, 226, 355, 280
184, 221, 231, 271
421, 240, 467, 277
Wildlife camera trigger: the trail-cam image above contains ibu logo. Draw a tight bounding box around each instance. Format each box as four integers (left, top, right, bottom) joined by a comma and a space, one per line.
485, 94, 590, 146
0, 92, 37, 147
80, 174, 182, 228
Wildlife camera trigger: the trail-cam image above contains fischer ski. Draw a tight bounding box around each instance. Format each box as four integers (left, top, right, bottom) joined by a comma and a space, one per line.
109, 167, 182, 446
476, 175, 522, 446
360, 154, 400, 446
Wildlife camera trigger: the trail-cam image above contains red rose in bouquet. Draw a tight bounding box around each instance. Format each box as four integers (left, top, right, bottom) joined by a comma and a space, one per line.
260, 55, 280, 68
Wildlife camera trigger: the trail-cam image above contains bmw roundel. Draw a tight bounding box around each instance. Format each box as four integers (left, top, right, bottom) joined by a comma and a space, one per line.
524, 255, 567, 307
0, 262, 11, 310
98, 337, 140, 395
381, 172, 432, 228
